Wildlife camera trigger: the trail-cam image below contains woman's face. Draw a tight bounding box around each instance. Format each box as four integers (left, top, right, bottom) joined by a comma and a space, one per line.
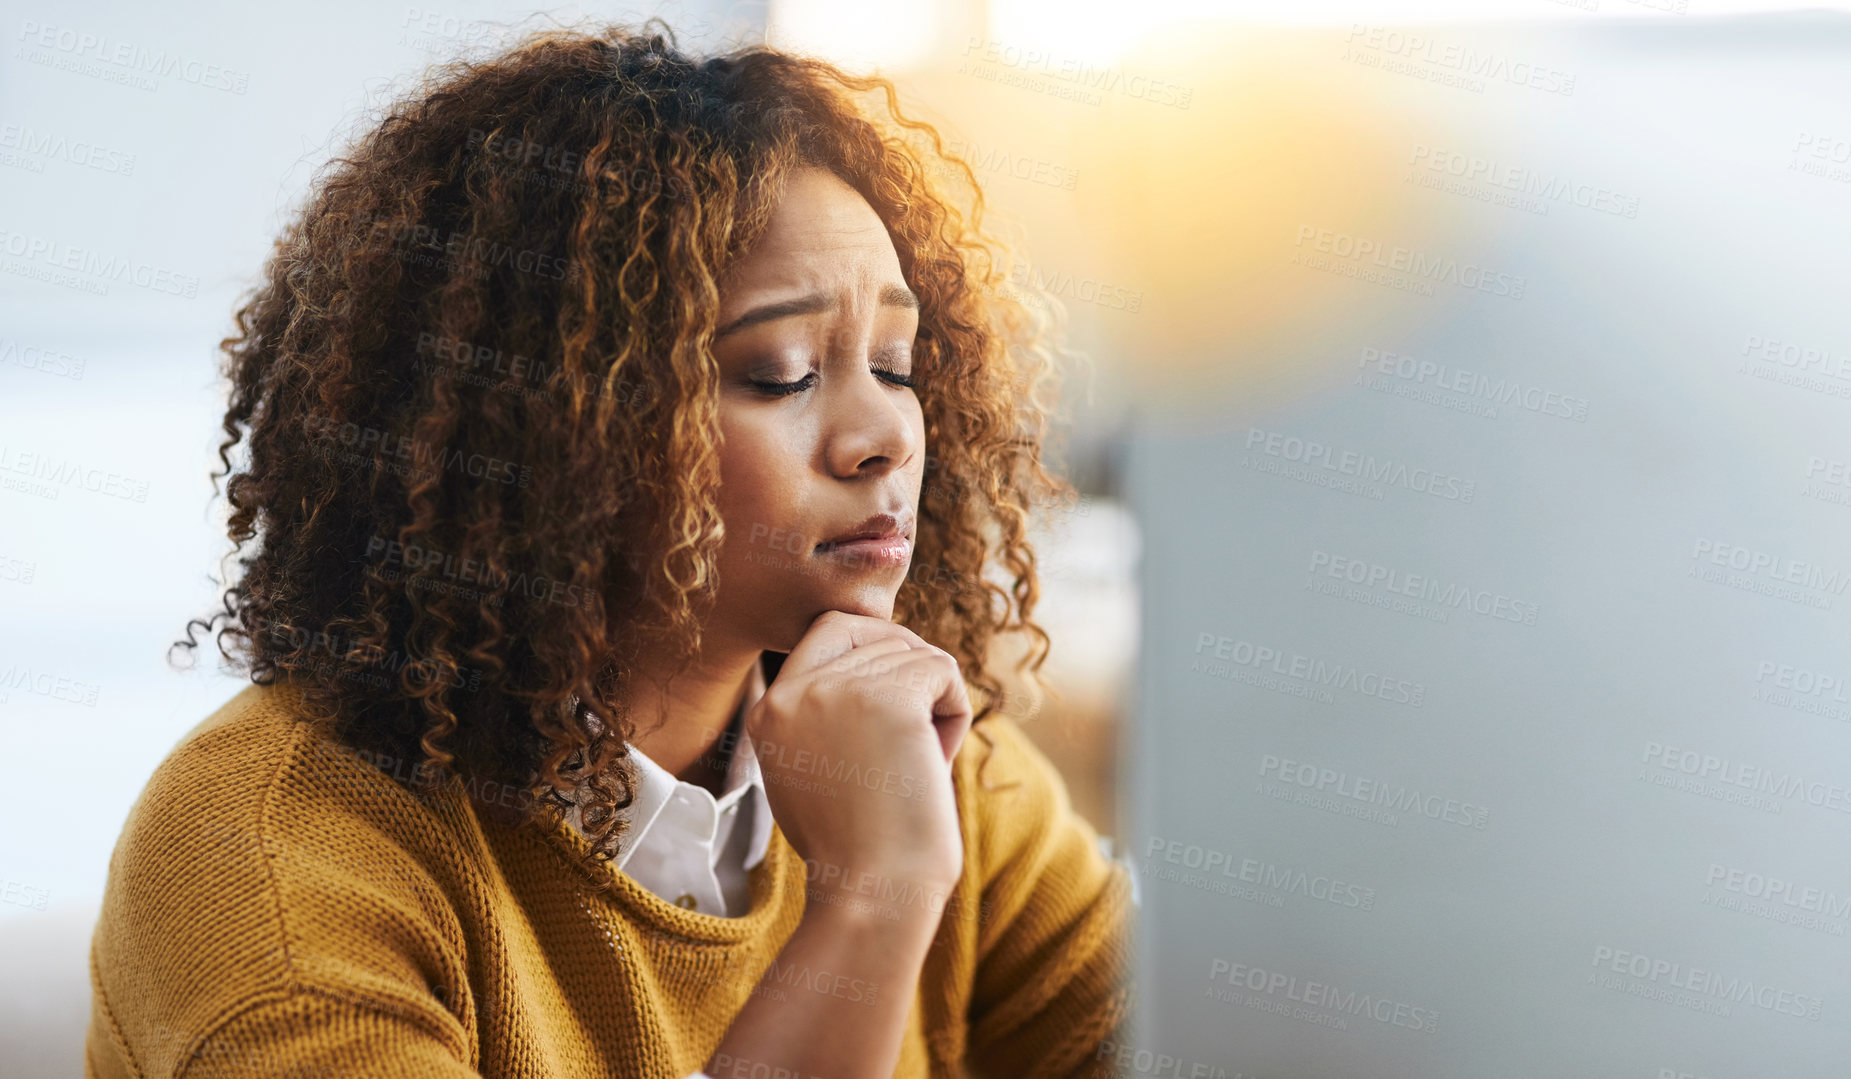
707, 166, 927, 652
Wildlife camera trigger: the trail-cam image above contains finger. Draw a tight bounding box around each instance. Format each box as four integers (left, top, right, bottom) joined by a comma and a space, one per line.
882, 650, 973, 764
931, 676, 974, 764
781, 609, 928, 677
819, 637, 918, 680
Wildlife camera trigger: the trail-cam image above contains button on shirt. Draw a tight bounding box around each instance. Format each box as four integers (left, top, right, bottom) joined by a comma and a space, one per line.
590, 653, 775, 919
615, 712, 773, 919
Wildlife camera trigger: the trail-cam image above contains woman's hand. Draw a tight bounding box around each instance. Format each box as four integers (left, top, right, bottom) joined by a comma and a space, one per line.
743, 609, 973, 908
704, 612, 972, 1079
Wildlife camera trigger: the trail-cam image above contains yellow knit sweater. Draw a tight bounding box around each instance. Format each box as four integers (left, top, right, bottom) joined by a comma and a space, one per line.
84, 681, 1134, 1078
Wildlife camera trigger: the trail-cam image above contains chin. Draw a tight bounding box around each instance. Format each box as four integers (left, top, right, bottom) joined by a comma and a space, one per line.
796, 582, 901, 625
754, 581, 899, 646
825, 586, 900, 621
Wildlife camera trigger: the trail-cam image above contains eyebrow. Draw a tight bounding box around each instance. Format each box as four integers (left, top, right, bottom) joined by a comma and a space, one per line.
714, 284, 919, 340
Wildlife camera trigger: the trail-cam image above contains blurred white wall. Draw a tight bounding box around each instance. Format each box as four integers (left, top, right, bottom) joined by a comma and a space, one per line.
1112, 11, 1851, 1079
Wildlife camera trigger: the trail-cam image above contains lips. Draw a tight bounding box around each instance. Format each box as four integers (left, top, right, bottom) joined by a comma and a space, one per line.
816, 511, 914, 552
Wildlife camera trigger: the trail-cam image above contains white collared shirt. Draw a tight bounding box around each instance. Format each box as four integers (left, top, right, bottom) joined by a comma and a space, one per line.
570, 653, 774, 918
615, 715, 773, 918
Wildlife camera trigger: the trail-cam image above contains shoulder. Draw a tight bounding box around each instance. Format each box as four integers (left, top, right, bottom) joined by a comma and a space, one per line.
110, 681, 450, 877
951, 712, 1105, 890
91, 681, 472, 1075
952, 711, 1077, 817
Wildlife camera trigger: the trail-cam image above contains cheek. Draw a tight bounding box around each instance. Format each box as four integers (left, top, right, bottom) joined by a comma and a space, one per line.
717, 418, 803, 549
906, 405, 929, 483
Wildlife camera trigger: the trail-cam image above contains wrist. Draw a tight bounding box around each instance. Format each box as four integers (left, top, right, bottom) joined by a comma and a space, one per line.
801, 860, 959, 928
799, 886, 946, 948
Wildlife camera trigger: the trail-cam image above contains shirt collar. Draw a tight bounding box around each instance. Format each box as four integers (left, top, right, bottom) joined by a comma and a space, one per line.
731, 654, 775, 870
612, 653, 774, 872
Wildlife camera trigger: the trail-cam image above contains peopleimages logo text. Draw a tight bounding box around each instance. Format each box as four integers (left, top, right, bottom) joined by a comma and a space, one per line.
1295, 225, 1526, 298
1590, 945, 1823, 1021
1245, 426, 1476, 502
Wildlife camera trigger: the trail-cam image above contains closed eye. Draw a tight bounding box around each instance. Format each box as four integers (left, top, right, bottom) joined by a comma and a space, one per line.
748, 369, 917, 396
749, 372, 817, 397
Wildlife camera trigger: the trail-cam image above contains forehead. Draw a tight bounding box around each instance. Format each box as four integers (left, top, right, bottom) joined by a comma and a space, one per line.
722, 168, 900, 294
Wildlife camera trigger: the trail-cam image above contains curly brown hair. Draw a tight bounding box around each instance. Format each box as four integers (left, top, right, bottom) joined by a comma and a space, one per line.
173, 20, 1077, 872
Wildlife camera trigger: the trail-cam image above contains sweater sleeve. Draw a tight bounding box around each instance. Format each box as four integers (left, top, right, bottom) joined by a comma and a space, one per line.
960, 716, 1136, 1079
169, 990, 483, 1079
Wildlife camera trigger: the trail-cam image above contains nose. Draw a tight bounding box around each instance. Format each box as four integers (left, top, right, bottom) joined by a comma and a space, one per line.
822, 350, 917, 481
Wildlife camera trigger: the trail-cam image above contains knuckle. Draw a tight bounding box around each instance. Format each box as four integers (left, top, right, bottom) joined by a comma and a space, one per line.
793, 679, 827, 711
760, 682, 799, 720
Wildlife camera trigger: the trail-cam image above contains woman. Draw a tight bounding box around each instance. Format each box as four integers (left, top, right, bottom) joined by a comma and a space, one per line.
85, 22, 1133, 1079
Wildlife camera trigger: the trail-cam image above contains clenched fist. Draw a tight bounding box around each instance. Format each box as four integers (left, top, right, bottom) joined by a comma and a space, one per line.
744, 610, 973, 914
